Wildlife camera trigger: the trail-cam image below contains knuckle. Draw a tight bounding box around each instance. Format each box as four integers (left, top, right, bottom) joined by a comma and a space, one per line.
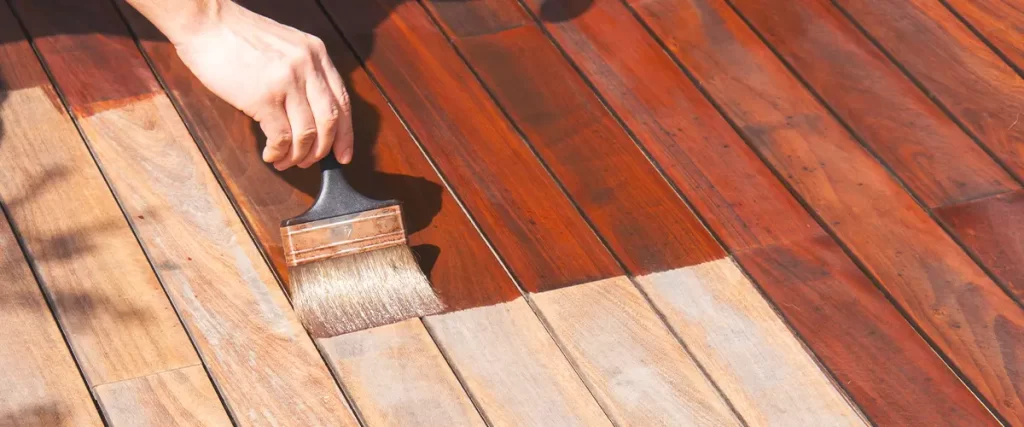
307, 36, 327, 52
294, 127, 317, 145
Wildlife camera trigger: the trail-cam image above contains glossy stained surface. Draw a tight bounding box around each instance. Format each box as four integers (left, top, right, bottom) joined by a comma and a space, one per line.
1, 0, 1021, 425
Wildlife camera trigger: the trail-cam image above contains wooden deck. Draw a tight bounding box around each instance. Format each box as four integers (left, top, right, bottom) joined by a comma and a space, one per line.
1, 0, 1022, 425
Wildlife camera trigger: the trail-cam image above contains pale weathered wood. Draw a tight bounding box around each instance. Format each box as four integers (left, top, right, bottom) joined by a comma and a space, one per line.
319, 319, 486, 426
0, 207, 103, 427
0, 86, 199, 386
531, 276, 741, 426
70, 95, 358, 426
425, 299, 613, 426
94, 365, 232, 426
635, 258, 866, 426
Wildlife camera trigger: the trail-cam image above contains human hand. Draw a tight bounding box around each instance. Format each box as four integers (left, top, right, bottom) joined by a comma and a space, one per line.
167, 2, 353, 170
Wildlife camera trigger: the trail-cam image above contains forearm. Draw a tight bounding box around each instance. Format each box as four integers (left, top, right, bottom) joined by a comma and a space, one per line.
124, 0, 229, 44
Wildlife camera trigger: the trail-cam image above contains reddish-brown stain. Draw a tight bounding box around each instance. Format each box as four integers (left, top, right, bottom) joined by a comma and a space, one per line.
833, 0, 1024, 181
945, 0, 1024, 73
731, 0, 1020, 207
521, 0, 1005, 423
0, 6, 51, 92
10, 0, 160, 111
119, 0, 520, 311
735, 234, 997, 426
627, 0, 1023, 420
322, 0, 623, 293
427, 0, 529, 38
936, 189, 1024, 304
444, 24, 725, 274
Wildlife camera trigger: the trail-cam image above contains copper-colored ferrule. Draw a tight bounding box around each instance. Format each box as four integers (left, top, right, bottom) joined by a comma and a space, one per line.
281, 205, 407, 267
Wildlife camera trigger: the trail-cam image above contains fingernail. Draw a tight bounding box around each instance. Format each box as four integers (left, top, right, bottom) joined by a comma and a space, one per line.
340, 147, 353, 164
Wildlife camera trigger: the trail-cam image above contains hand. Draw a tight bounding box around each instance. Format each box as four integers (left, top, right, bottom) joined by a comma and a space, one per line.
169, 2, 353, 170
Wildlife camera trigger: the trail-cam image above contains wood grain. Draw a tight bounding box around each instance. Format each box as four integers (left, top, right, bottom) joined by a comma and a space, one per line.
936, 190, 1024, 303
322, 0, 621, 293
0, 209, 103, 427
94, 366, 232, 427
319, 319, 487, 426
832, 0, 1024, 180
442, 24, 725, 275
944, 0, 1024, 73
626, 0, 1024, 422
636, 259, 866, 425
518, 0, 996, 423
731, 0, 1019, 207
532, 277, 741, 426
425, 299, 613, 426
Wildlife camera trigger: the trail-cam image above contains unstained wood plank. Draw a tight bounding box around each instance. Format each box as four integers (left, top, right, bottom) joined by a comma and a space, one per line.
625, 0, 1024, 422
319, 319, 486, 426
94, 365, 232, 427
531, 278, 741, 426
0, 0, 199, 387
832, 0, 1024, 181
636, 260, 866, 426
15, 1, 361, 422
730, 0, 1019, 208
0, 209, 102, 427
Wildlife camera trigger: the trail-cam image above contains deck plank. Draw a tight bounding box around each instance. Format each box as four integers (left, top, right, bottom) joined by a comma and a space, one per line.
118, 0, 608, 423
0, 0, 200, 387
832, 0, 1024, 181
943, 0, 1024, 74
93, 366, 232, 427
493, 0, 996, 423
730, 0, 1019, 208
14, 1, 360, 424
0, 206, 102, 427
624, 0, 1024, 422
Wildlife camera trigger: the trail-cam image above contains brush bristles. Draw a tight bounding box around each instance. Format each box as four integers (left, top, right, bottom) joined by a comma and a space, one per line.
290, 245, 445, 338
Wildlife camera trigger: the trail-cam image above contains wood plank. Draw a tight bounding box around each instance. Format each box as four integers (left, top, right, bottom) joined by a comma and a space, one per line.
636, 259, 865, 425
94, 366, 232, 426
832, 0, 1024, 181
444, 24, 725, 275
324, 0, 621, 293
944, 0, 1024, 73
0, 1, 199, 387
319, 319, 486, 426
730, 0, 1019, 208
424, 299, 612, 427
531, 277, 741, 426
118, 1, 604, 424
0, 208, 102, 427
508, 0, 995, 423
936, 190, 1024, 302
418, 7, 864, 422
15, 1, 360, 423
624, 0, 1024, 422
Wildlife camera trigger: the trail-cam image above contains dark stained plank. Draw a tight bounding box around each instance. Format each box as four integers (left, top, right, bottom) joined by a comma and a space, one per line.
420, 4, 864, 424
118, 1, 611, 423
518, 0, 998, 424
832, 0, 1024, 181
14, 0, 360, 424
0, 209, 103, 427
730, 0, 1019, 208
322, 0, 621, 294
936, 190, 1024, 302
624, 0, 1024, 422
447, 25, 725, 274
944, 0, 1024, 74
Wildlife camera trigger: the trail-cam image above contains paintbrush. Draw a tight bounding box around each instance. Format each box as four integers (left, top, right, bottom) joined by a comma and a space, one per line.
281, 155, 444, 338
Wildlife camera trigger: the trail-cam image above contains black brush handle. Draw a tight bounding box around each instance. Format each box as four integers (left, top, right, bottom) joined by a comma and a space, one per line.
282, 155, 396, 226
